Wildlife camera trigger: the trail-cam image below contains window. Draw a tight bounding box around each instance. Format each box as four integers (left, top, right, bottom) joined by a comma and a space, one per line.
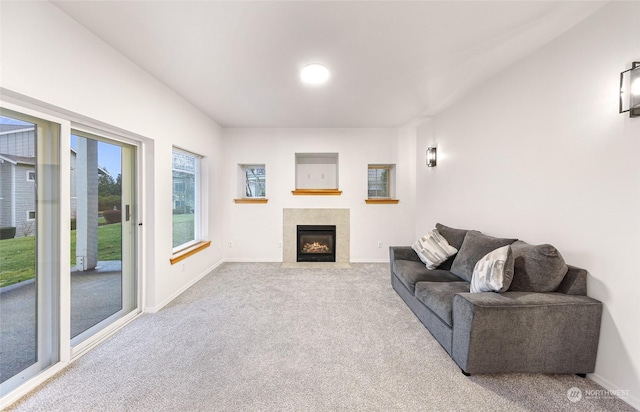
0, 108, 60, 398
27, 170, 35, 182
242, 165, 266, 198
368, 164, 395, 198
172, 148, 201, 251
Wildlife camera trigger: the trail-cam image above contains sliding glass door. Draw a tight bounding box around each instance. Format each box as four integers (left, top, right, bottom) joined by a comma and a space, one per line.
0, 105, 140, 400
70, 130, 136, 349
0, 109, 61, 396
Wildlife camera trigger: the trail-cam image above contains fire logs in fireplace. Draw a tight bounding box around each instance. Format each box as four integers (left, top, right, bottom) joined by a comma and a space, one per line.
297, 225, 336, 262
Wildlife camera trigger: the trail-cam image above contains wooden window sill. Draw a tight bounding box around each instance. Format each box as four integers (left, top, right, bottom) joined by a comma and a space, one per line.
170, 240, 211, 265
234, 198, 268, 204
292, 189, 342, 196
365, 198, 399, 204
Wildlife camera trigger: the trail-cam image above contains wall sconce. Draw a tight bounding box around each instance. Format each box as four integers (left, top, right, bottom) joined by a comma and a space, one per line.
619, 62, 640, 117
426, 147, 437, 167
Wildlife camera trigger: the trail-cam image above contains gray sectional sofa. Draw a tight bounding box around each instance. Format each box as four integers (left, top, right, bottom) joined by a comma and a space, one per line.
390, 223, 603, 376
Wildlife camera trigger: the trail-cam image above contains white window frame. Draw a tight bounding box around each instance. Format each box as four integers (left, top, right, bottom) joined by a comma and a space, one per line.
26, 170, 35, 182
26, 210, 36, 221
172, 147, 202, 253
367, 164, 396, 199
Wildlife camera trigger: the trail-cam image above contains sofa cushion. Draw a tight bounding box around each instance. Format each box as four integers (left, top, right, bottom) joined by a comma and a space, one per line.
450, 231, 517, 282
411, 229, 458, 269
470, 245, 514, 293
393, 260, 463, 293
414, 281, 470, 327
435, 223, 469, 270
508, 240, 568, 292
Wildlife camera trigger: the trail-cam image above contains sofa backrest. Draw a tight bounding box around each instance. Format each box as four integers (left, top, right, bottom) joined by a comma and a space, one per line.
554, 265, 588, 295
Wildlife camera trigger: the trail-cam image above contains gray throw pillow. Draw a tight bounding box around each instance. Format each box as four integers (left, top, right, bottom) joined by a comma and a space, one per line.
508, 240, 568, 292
435, 223, 469, 270
450, 231, 517, 282
435, 223, 468, 250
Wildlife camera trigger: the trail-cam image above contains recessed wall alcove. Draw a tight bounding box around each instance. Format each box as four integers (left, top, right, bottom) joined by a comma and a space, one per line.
292, 153, 341, 195
282, 208, 350, 267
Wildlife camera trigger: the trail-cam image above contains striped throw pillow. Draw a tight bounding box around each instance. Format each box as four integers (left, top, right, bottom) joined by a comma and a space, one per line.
411, 229, 458, 269
470, 245, 514, 293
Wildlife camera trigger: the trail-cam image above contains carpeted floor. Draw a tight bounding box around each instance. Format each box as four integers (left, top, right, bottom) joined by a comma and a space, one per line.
8, 263, 635, 411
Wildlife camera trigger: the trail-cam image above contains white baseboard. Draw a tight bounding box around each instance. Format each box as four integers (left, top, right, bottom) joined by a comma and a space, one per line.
144, 260, 224, 313
222, 258, 389, 263
350, 258, 389, 263
589, 372, 639, 410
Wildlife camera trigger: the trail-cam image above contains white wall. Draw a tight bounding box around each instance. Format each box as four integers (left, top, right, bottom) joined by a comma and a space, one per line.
416, 2, 640, 407
0, 1, 225, 310
222, 127, 416, 262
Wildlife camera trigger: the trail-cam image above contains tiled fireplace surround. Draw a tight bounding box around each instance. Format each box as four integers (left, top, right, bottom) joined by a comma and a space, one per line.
283, 208, 350, 266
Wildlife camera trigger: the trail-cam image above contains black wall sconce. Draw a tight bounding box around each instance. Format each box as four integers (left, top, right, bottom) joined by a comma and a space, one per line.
620, 62, 639, 117
426, 147, 437, 167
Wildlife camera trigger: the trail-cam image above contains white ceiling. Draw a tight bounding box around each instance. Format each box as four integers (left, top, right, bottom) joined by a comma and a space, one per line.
53, 1, 606, 128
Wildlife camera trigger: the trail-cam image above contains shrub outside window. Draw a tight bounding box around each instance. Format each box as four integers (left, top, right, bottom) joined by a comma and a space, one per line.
172, 148, 201, 251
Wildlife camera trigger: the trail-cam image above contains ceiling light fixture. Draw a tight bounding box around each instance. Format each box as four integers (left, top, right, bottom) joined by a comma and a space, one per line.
301, 64, 330, 85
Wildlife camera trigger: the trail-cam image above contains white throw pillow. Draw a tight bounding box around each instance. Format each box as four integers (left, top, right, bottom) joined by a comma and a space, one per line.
470, 245, 514, 293
411, 229, 458, 270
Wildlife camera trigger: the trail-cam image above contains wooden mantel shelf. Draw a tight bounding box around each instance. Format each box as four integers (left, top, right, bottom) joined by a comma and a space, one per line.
292, 189, 342, 196
365, 198, 400, 204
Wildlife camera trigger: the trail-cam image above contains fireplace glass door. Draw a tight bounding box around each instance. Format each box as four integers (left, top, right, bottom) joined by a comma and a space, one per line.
297, 225, 336, 262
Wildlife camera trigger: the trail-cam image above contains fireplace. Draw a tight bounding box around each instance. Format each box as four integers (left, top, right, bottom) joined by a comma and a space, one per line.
297, 225, 336, 262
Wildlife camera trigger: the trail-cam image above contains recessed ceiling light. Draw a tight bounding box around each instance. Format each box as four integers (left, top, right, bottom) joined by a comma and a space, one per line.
301, 63, 330, 85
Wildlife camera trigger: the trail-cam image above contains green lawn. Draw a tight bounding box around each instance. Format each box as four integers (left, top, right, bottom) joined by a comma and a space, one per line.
172, 213, 195, 248
0, 223, 122, 288
0, 235, 35, 287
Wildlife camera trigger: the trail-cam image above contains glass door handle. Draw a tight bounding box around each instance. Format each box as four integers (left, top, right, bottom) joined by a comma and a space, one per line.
125, 205, 130, 222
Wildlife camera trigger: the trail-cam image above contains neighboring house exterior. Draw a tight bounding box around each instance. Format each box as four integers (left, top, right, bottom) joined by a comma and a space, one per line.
0, 124, 109, 238
0, 124, 37, 237
0, 153, 36, 237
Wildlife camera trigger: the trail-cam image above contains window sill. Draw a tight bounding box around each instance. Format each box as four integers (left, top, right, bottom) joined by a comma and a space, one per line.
233, 198, 268, 204
365, 198, 399, 204
292, 189, 342, 196
170, 240, 211, 265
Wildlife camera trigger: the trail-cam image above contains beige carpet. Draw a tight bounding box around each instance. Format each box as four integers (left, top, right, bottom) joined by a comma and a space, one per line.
9, 263, 635, 411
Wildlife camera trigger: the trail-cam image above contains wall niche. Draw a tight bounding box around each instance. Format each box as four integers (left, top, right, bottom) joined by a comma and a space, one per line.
292, 153, 341, 195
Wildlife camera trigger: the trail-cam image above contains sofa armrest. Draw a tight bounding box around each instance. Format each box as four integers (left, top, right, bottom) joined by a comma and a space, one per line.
555, 265, 587, 295
452, 291, 602, 374
389, 246, 421, 263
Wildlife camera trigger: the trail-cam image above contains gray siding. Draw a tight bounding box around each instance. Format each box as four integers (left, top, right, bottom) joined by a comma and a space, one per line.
14, 164, 36, 237
0, 131, 36, 157
0, 161, 13, 227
